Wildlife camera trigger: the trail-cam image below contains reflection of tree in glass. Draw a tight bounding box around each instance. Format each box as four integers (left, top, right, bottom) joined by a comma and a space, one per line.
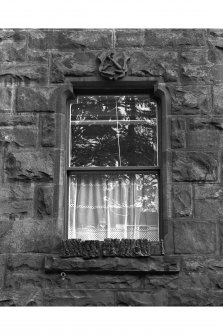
70, 95, 157, 167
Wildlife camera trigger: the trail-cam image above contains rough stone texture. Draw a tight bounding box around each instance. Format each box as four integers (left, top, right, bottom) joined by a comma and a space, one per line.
173, 183, 192, 217
116, 29, 145, 48
16, 87, 58, 112
116, 289, 168, 306
51, 52, 97, 83
44, 289, 115, 306
145, 29, 206, 48
45, 255, 181, 273
0, 219, 53, 253
0, 63, 48, 84
170, 118, 186, 148
36, 185, 53, 218
129, 51, 178, 81
4, 150, 54, 182
0, 126, 37, 148
28, 29, 113, 51
0, 87, 12, 112
172, 151, 218, 182
174, 221, 217, 254
194, 184, 223, 220
0, 29, 223, 306
169, 85, 212, 115
40, 114, 55, 147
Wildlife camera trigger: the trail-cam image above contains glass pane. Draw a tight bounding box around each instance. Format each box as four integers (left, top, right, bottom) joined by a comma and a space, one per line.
70, 95, 158, 167
68, 172, 159, 241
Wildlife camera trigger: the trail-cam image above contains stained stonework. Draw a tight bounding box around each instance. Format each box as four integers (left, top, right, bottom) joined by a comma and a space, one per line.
0, 29, 223, 306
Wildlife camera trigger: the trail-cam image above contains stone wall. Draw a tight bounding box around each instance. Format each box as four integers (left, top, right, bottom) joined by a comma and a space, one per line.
1, 29, 223, 306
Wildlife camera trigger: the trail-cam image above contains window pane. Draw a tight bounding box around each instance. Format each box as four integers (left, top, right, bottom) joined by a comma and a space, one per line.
68, 172, 159, 241
70, 95, 158, 167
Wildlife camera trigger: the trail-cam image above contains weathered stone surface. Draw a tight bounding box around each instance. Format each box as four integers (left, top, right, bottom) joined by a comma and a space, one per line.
145, 29, 206, 48
168, 288, 223, 306
180, 64, 212, 84
213, 86, 223, 114
16, 87, 58, 112
174, 221, 217, 254
180, 48, 208, 65
51, 52, 97, 82
187, 129, 220, 149
0, 113, 37, 127
0, 287, 43, 306
0, 29, 26, 62
0, 87, 12, 112
40, 114, 55, 147
28, 29, 112, 51
44, 289, 115, 306
44, 273, 143, 290
7, 253, 44, 270
170, 118, 186, 148
27, 49, 49, 63
173, 183, 192, 217
53, 29, 113, 50
194, 184, 223, 220
116, 289, 168, 306
169, 85, 212, 115
36, 185, 53, 218
0, 200, 33, 221
0, 182, 34, 202
172, 151, 218, 182
0, 126, 37, 147
116, 29, 145, 47
0, 254, 6, 289
0, 63, 48, 84
4, 150, 54, 182
129, 51, 178, 81
182, 255, 223, 272
208, 29, 223, 49
45, 255, 181, 273
0, 219, 54, 253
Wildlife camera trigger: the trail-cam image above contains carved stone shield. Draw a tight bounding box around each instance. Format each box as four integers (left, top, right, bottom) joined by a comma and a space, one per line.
98, 51, 130, 80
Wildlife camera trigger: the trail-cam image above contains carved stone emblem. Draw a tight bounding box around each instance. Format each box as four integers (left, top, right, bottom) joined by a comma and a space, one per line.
98, 51, 130, 80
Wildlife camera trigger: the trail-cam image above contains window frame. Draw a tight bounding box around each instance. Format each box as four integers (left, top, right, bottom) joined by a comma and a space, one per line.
64, 82, 164, 241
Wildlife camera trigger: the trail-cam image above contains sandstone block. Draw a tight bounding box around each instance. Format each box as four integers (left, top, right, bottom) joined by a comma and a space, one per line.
194, 184, 223, 220
187, 129, 220, 149
116, 29, 145, 47
0, 63, 48, 84
27, 49, 49, 63
129, 51, 178, 81
0, 29, 26, 62
0, 200, 33, 221
180, 64, 212, 84
0, 126, 37, 147
40, 114, 55, 147
51, 52, 97, 83
213, 86, 223, 114
0, 287, 43, 306
7, 253, 44, 270
168, 288, 223, 306
36, 185, 53, 219
180, 48, 208, 65
145, 29, 206, 48
44, 289, 115, 306
4, 150, 54, 182
174, 221, 217, 254
0, 219, 54, 253
170, 118, 186, 148
172, 151, 218, 182
27, 29, 54, 50
0, 113, 37, 127
0, 87, 12, 112
53, 29, 113, 50
16, 87, 58, 112
169, 85, 212, 115
173, 183, 192, 217
116, 289, 168, 306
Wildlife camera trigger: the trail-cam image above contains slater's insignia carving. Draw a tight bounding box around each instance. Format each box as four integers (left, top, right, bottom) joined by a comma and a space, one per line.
98, 51, 130, 80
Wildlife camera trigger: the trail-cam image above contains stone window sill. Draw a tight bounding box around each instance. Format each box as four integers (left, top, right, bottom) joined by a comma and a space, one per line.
44, 255, 181, 274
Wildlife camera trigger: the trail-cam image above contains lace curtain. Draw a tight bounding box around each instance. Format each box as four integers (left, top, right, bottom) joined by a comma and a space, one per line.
68, 173, 159, 241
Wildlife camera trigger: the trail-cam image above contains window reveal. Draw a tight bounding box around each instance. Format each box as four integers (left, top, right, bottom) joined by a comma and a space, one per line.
67, 95, 160, 241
